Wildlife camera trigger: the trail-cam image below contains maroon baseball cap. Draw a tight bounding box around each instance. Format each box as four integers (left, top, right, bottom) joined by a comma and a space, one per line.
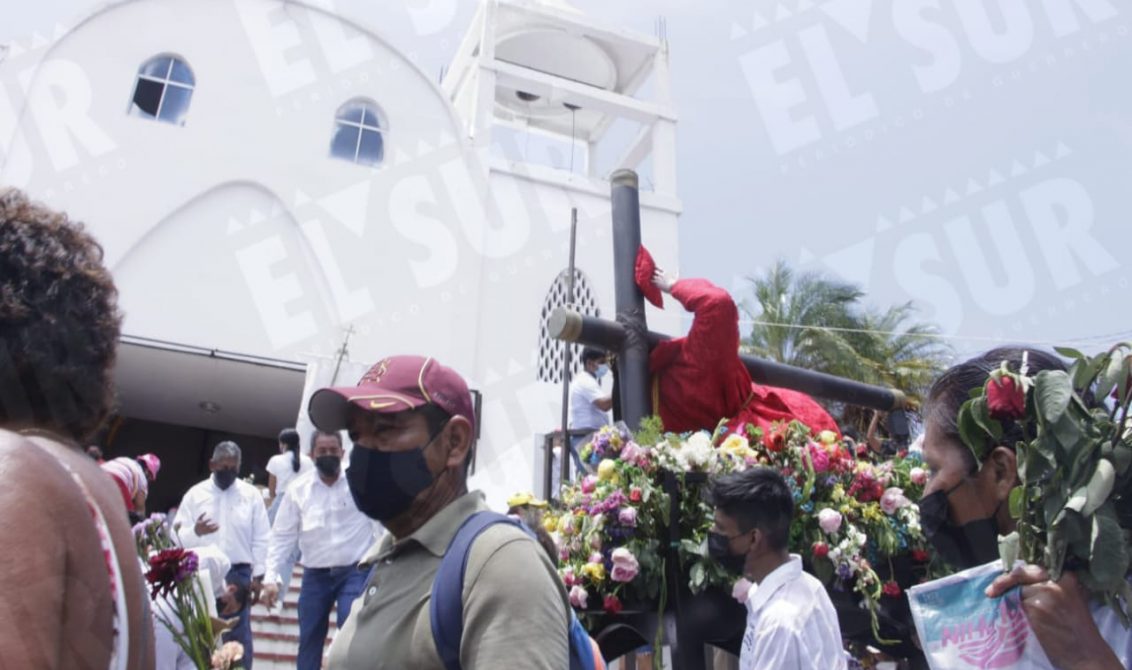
308, 355, 476, 435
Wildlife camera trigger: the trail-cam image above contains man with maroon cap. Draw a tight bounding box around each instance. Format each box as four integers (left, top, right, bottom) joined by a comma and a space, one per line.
309, 355, 570, 669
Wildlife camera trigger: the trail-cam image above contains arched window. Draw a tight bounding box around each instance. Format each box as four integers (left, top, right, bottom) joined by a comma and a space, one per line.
129, 55, 195, 125
330, 99, 384, 166
537, 269, 602, 383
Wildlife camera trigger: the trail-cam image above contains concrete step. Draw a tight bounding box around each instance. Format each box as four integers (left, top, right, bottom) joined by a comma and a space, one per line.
251, 612, 337, 636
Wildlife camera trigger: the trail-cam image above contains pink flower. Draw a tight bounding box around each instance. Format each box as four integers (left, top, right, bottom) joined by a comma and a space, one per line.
618, 507, 638, 527
588, 551, 603, 564
731, 578, 752, 604
620, 443, 642, 464
561, 567, 576, 587
818, 508, 842, 535
807, 442, 831, 473
909, 467, 927, 486
880, 487, 910, 515
629, 487, 642, 503
610, 547, 640, 583
580, 476, 597, 494
569, 585, 589, 609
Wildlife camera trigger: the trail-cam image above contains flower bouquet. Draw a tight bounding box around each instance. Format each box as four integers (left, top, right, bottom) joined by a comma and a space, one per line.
956, 345, 1132, 624
551, 424, 670, 615
547, 417, 942, 647
134, 515, 244, 670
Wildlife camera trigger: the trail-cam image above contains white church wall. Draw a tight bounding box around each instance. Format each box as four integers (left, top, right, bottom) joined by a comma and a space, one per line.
0, 0, 681, 506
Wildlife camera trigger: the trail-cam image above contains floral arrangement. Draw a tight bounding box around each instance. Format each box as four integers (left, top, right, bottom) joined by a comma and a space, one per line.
545, 418, 941, 642
134, 514, 244, 670
548, 424, 670, 615
956, 345, 1132, 624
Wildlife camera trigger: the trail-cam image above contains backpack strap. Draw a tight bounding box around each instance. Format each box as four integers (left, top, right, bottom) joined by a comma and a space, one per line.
430, 511, 533, 670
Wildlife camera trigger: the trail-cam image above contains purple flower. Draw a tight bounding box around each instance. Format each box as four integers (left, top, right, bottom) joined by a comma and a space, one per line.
618, 507, 638, 527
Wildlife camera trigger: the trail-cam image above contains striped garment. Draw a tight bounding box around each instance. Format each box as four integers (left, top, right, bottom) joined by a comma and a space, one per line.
100, 457, 148, 510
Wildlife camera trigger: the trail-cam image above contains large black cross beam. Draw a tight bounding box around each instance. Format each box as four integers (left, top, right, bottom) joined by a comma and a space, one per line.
559, 169, 906, 434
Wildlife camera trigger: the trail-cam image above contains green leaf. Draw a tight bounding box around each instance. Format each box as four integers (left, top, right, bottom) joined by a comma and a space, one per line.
957, 402, 986, 458
970, 396, 1004, 442
1023, 435, 1058, 484
680, 539, 704, 557
1054, 346, 1086, 361
1035, 370, 1074, 426
1053, 413, 1084, 451
690, 562, 706, 589
1090, 506, 1130, 591
1084, 460, 1116, 518
1097, 354, 1124, 404
1072, 356, 1107, 393
1008, 486, 1024, 520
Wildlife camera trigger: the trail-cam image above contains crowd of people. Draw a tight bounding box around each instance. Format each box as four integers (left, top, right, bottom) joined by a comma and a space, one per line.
2, 184, 1131, 670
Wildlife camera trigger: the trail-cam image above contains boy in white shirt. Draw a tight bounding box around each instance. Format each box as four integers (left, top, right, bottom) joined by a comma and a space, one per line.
709, 467, 846, 670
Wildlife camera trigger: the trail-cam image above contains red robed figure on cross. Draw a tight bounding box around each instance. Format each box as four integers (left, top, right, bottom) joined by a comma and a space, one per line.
635, 246, 839, 445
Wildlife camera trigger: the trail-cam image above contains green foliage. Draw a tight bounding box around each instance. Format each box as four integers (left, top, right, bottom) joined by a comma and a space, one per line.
958, 342, 1132, 624
741, 260, 951, 431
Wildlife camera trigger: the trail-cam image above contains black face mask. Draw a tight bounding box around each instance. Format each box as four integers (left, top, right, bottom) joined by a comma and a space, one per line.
708, 531, 749, 576
347, 423, 447, 522
213, 469, 238, 491
315, 455, 341, 477
919, 484, 1001, 570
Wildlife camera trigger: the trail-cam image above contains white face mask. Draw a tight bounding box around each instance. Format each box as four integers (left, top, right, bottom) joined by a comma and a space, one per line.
595, 363, 609, 379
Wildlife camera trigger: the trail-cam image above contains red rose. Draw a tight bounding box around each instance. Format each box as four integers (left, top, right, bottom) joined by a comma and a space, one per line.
882, 581, 902, 598
603, 594, 623, 615
911, 549, 930, 563
629, 487, 642, 503
986, 375, 1025, 420
812, 542, 829, 559
765, 425, 788, 453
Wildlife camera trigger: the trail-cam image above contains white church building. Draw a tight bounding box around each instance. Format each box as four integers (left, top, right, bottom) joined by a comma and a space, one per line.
0, 0, 682, 509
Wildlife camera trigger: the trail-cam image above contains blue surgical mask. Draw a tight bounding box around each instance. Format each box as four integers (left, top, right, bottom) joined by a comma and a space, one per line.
595, 364, 609, 379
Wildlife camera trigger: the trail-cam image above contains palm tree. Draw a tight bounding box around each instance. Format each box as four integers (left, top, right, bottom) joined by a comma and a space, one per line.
741, 260, 864, 374
741, 260, 951, 433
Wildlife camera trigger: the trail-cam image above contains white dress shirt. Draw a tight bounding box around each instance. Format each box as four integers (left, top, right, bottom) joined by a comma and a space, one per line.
740, 555, 847, 670
265, 468, 381, 584
174, 478, 271, 576
569, 371, 611, 430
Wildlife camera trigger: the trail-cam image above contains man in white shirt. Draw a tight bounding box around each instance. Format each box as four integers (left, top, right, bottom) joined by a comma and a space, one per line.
708, 467, 846, 670
260, 430, 380, 670
174, 441, 271, 669
567, 348, 613, 473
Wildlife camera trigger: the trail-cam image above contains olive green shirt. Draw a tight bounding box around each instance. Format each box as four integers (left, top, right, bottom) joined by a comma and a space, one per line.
326, 491, 570, 669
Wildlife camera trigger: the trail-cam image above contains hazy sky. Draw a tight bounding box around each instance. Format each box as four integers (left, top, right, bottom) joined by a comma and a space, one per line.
5, 0, 1131, 360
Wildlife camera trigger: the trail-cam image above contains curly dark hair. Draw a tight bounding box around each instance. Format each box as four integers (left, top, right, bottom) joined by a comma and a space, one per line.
0, 188, 121, 441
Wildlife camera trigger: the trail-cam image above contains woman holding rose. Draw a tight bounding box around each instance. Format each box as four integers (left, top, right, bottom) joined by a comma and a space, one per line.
918, 347, 1129, 670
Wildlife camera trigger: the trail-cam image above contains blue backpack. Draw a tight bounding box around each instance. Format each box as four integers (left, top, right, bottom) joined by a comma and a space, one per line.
430, 511, 598, 670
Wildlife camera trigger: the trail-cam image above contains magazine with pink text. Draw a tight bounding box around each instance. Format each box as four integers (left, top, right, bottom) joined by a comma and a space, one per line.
908, 561, 1054, 669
